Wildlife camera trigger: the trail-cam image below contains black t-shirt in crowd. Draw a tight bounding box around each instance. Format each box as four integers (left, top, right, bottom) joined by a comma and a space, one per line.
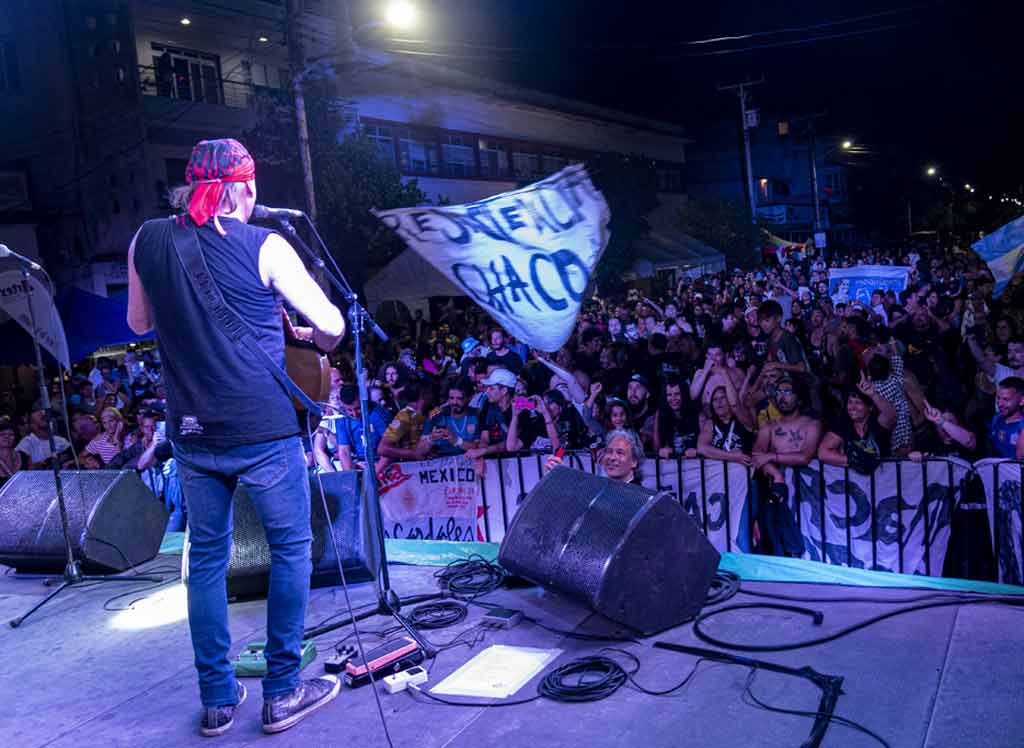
487, 349, 524, 374
658, 401, 702, 454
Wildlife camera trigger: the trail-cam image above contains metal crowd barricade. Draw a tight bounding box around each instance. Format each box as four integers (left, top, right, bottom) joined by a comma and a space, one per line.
472, 451, 1009, 582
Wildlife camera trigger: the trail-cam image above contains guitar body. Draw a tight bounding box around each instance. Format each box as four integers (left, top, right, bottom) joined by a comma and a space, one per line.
285, 341, 330, 412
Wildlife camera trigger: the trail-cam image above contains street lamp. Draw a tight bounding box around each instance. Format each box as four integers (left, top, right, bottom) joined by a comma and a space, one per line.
926, 166, 937, 177
964, 183, 972, 190
841, 140, 853, 150
385, 1, 419, 30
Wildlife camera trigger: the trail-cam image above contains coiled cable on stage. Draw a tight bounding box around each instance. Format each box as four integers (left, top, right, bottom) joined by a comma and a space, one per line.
434, 554, 507, 600
409, 600, 468, 629
537, 655, 629, 702
705, 569, 741, 606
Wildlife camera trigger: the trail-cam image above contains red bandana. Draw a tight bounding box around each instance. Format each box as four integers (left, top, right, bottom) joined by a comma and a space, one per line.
184, 138, 256, 227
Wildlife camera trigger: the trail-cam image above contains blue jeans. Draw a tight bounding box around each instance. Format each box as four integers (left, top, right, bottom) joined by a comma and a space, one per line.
175, 435, 311, 707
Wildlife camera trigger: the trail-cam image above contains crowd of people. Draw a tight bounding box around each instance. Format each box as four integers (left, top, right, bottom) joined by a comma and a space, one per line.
2, 238, 1023, 551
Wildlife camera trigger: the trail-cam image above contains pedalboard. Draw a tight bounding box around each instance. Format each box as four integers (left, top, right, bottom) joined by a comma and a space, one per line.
234, 640, 317, 678
325, 645, 357, 674
343, 636, 425, 689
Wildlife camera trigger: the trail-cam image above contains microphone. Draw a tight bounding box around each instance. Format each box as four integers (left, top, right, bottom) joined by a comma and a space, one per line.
252, 204, 305, 221
0, 244, 42, 271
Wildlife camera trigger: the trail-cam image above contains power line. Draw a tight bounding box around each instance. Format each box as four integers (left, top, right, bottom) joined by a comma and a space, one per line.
690, 23, 910, 57
378, 4, 927, 54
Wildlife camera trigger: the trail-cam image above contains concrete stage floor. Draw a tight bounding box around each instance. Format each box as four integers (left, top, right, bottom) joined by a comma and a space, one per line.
2, 555, 1022, 748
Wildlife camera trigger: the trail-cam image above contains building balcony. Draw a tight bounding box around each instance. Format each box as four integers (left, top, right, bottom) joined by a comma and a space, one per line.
138, 63, 254, 109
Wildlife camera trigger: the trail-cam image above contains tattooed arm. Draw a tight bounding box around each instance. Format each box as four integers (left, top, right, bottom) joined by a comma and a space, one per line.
772, 418, 822, 467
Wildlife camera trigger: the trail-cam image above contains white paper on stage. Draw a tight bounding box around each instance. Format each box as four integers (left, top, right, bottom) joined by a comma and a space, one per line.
430, 645, 562, 699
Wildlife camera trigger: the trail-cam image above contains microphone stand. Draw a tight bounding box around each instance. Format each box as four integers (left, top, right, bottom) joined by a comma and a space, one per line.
9, 265, 162, 629
276, 218, 437, 653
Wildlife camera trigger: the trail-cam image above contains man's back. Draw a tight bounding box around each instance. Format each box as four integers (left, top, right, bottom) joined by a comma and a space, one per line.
133, 216, 297, 446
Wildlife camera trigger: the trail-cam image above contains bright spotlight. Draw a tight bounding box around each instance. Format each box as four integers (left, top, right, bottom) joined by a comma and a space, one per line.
385, 1, 418, 29
841, 140, 853, 150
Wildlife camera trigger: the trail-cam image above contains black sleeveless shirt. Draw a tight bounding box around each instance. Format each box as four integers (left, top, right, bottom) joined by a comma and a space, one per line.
133, 216, 299, 446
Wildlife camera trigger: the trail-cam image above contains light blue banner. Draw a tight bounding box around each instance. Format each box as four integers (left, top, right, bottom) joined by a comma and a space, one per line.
828, 265, 910, 306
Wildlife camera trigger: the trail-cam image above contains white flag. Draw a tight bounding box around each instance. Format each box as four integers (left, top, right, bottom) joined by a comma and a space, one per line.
374, 164, 610, 351
0, 271, 71, 370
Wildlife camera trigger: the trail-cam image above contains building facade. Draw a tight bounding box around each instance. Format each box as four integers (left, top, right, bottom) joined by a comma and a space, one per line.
687, 113, 856, 245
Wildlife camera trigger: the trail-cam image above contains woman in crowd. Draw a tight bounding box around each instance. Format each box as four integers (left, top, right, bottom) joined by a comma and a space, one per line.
85, 406, 130, 465
0, 415, 29, 485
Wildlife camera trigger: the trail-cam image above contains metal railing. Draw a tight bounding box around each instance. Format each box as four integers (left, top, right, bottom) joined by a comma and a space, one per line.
470, 451, 1018, 583
138, 64, 254, 109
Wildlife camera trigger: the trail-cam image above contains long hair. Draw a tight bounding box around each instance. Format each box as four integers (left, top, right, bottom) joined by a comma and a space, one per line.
168, 181, 250, 216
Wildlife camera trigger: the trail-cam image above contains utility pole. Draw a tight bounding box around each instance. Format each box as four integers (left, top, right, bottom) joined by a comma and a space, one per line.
286, 0, 317, 220
718, 78, 764, 224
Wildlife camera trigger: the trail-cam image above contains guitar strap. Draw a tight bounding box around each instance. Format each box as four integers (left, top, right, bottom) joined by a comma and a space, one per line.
168, 218, 322, 417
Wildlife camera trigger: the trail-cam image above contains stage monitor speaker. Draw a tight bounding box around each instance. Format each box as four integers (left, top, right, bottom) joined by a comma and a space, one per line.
498, 467, 721, 635
182, 470, 373, 599
0, 470, 169, 573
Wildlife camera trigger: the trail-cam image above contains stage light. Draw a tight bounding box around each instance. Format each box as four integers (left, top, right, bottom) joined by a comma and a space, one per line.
180, 17, 191, 25
841, 140, 853, 150
109, 582, 188, 631
926, 166, 937, 176
965, 183, 972, 190
258, 36, 269, 43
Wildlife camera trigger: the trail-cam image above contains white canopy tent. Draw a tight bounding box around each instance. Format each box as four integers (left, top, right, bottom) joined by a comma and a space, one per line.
363, 249, 463, 322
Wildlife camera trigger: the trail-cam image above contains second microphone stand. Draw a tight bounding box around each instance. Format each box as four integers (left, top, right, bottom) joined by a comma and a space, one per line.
276, 218, 438, 652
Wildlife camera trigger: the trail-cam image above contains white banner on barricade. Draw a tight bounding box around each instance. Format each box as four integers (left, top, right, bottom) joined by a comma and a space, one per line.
786, 458, 969, 574
976, 458, 1023, 585
377, 456, 481, 542
466, 454, 973, 580
649, 458, 754, 553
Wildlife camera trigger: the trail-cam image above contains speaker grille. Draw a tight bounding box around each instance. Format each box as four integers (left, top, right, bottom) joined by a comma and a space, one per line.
0, 470, 166, 572
498, 467, 720, 634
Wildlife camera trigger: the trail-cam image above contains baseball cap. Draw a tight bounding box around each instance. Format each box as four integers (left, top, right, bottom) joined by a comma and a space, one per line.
460, 337, 480, 355
629, 373, 651, 390
481, 368, 516, 388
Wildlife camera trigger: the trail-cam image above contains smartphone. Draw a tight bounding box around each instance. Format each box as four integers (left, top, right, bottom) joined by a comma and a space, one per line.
514, 396, 535, 411
155, 421, 167, 438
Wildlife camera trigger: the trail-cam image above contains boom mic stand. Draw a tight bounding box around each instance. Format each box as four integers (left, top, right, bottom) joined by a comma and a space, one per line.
9, 264, 162, 629
274, 217, 438, 652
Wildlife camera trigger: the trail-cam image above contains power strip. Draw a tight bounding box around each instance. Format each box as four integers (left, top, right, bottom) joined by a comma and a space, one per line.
383, 665, 429, 694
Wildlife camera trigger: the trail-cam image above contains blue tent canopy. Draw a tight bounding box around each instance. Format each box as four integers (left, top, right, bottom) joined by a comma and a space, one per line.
0, 286, 153, 367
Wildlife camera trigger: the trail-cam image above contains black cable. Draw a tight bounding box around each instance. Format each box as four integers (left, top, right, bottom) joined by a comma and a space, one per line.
742, 668, 891, 748
693, 596, 1024, 653
433, 555, 506, 600
705, 570, 741, 606
409, 600, 467, 630
306, 414, 394, 748
538, 656, 629, 702
601, 647, 709, 696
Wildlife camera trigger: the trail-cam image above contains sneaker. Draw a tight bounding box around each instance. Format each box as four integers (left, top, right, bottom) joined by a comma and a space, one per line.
262, 675, 341, 734
200, 681, 247, 737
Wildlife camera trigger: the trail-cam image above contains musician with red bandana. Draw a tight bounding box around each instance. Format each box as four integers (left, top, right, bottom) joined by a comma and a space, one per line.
127, 139, 345, 736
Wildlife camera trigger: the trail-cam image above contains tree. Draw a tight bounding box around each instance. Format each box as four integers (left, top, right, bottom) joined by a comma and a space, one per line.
309, 132, 426, 287
675, 197, 763, 268
585, 152, 659, 291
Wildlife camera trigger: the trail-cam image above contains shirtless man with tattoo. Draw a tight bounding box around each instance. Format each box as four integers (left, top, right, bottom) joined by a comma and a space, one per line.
750, 373, 821, 555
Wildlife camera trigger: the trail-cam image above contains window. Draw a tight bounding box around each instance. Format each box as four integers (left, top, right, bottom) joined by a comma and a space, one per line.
398, 129, 439, 175
823, 171, 846, 197
442, 134, 475, 177
479, 139, 509, 178
512, 149, 540, 180
149, 44, 222, 105
365, 124, 397, 167
0, 41, 19, 93
541, 152, 567, 175
657, 166, 684, 192
0, 170, 30, 211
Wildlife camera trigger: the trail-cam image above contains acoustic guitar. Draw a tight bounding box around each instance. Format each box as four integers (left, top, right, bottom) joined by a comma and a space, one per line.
281, 308, 330, 411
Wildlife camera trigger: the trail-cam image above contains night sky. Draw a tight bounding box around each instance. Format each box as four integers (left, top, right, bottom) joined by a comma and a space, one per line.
356, 0, 1022, 196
